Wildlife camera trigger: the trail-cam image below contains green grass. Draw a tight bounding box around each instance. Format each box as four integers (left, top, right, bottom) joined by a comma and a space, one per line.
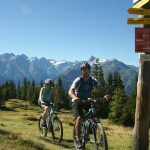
0, 99, 142, 150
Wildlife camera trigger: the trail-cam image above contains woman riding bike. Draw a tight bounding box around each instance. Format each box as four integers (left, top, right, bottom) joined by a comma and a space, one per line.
38, 79, 62, 126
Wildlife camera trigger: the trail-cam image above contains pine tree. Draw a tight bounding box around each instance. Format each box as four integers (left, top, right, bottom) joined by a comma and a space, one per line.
27, 79, 36, 103
0, 86, 4, 108
27, 80, 30, 87
31, 79, 35, 93
91, 58, 102, 97
91, 58, 99, 80
32, 86, 40, 105
54, 77, 70, 110
106, 73, 113, 96
9, 80, 16, 99
90, 59, 109, 118
27, 85, 33, 102
98, 66, 105, 88
21, 77, 27, 100
16, 81, 21, 99
40, 80, 43, 88
108, 87, 127, 124
113, 72, 124, 91
2, 80, 9, 100
121, 74, 137, 126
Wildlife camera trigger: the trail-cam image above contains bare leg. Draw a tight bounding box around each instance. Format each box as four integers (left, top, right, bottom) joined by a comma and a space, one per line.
76, 116, 82, 141
41, 105, 50, 120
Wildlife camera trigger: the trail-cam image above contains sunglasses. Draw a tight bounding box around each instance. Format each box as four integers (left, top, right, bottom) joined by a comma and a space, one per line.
46, 83, 51, 85
82, 68, 90, 71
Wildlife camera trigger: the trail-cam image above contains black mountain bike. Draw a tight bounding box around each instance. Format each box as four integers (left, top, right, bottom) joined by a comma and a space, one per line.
73, 98, 108, 150
38, 102, 63, 142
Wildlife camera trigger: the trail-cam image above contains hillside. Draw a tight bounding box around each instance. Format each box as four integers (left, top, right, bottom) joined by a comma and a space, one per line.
0, 99, 135, 150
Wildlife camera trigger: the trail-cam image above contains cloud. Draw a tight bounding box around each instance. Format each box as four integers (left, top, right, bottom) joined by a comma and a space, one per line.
21, 4, 31, 15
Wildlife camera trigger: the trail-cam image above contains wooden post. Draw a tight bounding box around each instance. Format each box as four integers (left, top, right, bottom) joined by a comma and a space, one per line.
133, 2, 150, 150
133, 60, 150, 150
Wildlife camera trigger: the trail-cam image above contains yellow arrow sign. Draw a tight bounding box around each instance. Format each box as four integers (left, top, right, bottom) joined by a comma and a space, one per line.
127, 18, 150, 24
128, 8, 150, 15
133, 0, 149, 8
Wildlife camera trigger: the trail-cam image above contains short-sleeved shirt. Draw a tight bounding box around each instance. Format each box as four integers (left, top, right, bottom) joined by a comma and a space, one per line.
70, 76, 100, 99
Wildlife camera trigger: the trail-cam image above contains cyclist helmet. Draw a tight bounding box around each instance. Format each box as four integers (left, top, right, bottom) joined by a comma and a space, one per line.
80, 62, 91, 70
45, 79, 52, 85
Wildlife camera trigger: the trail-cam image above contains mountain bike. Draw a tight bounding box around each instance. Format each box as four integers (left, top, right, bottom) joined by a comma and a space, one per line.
73, 98, 108, 150
38, 102, 63, 142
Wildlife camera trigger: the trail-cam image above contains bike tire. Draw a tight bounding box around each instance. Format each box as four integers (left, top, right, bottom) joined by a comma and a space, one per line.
52, 116, 63, 142
93, 122, 108, 150
38, 116, 47, 137
73, 122, 85, 150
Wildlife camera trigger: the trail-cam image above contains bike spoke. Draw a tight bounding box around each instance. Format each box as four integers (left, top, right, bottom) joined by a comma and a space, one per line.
38, 116, 47, 137
52, 117, 63, 142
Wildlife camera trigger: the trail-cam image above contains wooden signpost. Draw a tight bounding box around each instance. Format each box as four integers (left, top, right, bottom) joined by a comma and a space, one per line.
128, 8, 150, 15
135, 28, 150, 52
127, 0, 150, 149
133, 0, 141, 5
133, 0, 149, 8
128, 18, 150, 24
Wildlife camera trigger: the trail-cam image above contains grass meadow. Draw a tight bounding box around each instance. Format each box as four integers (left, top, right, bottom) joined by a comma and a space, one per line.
0, 99, 148, 150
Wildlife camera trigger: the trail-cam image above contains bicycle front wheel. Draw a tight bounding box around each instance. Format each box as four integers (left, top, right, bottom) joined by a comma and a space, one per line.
73, 122, 85, 150
52, 116, 63, 142
38, 116, 47, 137
94, 122, 108, 150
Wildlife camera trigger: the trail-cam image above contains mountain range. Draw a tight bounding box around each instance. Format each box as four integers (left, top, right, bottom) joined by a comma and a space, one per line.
0, 53, 138, 94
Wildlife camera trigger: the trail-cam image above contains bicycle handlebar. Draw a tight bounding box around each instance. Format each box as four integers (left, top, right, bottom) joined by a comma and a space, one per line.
42, 102, 59, 106
72, 98, 106, 103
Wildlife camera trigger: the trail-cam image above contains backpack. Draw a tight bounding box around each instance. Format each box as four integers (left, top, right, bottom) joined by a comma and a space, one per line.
77, 76, 93, 92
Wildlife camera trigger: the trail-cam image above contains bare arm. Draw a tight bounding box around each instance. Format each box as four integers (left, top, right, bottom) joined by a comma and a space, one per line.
97, 85, 111, 101
68, 88, 80, 103
39, 87, 45, 104
52, 88, 63, 103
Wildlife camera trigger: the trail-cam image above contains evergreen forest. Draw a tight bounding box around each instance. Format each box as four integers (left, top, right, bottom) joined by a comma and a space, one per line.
0, 58, 138, 127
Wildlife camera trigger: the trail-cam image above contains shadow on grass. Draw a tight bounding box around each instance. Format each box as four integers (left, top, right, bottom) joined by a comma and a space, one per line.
18, 138, 46, 150
0, 129, 46, 150
0, 129, 11, 135
0, 106, 16, 112
39, 136, 75, 149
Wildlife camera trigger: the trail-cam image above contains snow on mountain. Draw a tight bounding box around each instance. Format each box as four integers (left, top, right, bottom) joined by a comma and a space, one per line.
0, 53, 138, 94
28, 57, 38, 62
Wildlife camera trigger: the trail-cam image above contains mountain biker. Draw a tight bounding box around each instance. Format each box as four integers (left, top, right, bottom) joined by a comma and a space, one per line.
68, 62, 111, 149
38, 79, 62, 126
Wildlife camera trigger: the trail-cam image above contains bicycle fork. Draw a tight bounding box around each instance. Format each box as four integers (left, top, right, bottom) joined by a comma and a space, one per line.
92, 122, 98, 149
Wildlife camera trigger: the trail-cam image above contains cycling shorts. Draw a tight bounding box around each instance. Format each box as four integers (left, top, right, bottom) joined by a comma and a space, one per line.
72, 102, 91, 119
38, 99, 50, 107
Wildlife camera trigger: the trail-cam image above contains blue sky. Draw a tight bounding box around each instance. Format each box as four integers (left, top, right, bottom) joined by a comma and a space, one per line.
0, 0, 139, 66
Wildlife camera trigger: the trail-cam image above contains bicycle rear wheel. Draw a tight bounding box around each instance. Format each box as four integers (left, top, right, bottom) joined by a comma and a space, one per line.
94, 122, 108, 150
38, 116, 47, 137
52, 116, 63, 142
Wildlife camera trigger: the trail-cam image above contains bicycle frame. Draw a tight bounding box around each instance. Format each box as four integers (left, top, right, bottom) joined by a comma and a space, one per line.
46, 104, 57, 130
73, 98, 108, 150
82, 99, 100, 139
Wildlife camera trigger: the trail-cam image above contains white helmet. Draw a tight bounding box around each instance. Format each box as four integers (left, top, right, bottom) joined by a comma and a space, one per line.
45, 79, 52, 84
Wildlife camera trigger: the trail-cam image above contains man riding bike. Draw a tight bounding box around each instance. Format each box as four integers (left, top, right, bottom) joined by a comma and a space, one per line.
68, 62, 111, 149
